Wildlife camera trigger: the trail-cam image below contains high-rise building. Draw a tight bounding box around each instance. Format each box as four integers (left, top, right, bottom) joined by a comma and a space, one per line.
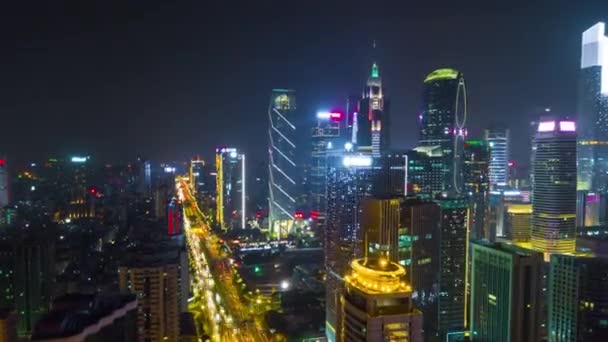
577, 22, 608, 230
506, 203, 533, 242
470, 241, 543, 342
118, 251, 181, 342
325, 153, 375, 341
356, 63, 390, 156
400, 198, 441, 338
167, 197, 182, 235
0, 157, 8, 208
360, 197, 401, 262
409, 146, 445, 199
268, 89, 297, 237
437, 198, 469, 338
189, 158, 205, 194
531, 118, 577, 254
548, 254, 608, 342
485, 128, 510, 190
346, 95, 360, 143
342, 258, 423, 342
310, 111, 343, 235
215, 147, 246, 230
419, 68, 468, 197
464, 140, 490, 240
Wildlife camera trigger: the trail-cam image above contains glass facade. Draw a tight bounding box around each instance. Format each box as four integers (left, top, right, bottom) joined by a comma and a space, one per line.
484, 128, 510, 190
419, 68, 467, 197
268, 89, 297, 238
464, 140, 490, 240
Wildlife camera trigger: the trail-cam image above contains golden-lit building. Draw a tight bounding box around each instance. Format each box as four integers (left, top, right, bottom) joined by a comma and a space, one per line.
506, 203, 532, 242
341, 258, 423, 342
360, 198, 401, 262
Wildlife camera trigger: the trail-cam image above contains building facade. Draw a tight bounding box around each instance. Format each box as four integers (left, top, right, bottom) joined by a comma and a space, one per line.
341, 258, 423, 342
485, 128, 510, 190
531, 118, 577, 254
418, 68, 468, 197
215, 147, 246, 230
268, 89, 297, 237
470, 241, 543, 342
356, 63, 390, 157
577, 22, 608, 230
464, 140, 490, 240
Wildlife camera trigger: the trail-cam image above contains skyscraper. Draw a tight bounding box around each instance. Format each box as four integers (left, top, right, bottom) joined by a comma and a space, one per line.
577, 22, 608, 229
485, 128, 510, 190
342, 258, 423, 342
268, 89, 297, 237
470, 241, 543, 342
464, 140, 490, 240
356, 63, 390, 157
360, 197, 401, 262
531, 118, 577, 254
189, 158, 205, 194
310, 111, 343, 235
436, 198, 469, 338
215, 147, 246, 230
548, 254, 608, 342
419, 68, 468, 196
506, 203, 533, 242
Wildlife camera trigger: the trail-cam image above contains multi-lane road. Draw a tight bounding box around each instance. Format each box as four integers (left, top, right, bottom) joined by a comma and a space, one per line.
177, 178, 271, 342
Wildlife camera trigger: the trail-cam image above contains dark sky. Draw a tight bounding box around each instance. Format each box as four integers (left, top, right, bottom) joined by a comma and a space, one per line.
2, 0, 608, 167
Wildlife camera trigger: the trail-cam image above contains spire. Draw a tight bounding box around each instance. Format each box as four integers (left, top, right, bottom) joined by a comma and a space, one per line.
371, 63, 379, 78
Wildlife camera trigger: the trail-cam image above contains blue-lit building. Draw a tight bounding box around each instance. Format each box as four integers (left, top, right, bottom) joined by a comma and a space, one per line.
215, 147, 246, 230
485, 127, 510, 190
418, 68, 468, 197
268, 89, 297, 238
577, 22, 608, 230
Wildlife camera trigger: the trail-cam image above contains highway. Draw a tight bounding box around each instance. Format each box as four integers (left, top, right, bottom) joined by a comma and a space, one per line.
177, 178, 272, 342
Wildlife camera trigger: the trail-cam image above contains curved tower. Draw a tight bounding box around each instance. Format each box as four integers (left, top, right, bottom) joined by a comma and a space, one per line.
268, 89, 297, 238
419, 68, 467, 197
531, 118, 577, 253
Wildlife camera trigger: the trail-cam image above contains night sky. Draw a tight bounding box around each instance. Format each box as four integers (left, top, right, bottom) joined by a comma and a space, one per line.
2, 0, 608, 167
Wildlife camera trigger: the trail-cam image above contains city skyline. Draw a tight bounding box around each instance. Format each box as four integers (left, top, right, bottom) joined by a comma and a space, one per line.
2, 1, 608, 166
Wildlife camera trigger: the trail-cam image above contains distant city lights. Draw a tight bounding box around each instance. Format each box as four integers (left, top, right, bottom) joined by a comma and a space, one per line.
538, 121, 556, 132
343, 155, 373, 167
70, 156, 89, 163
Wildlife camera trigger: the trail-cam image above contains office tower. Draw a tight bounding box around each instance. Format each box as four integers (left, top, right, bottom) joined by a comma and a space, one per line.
531, 118, 577, 254
488, 189, 529, 241
485, 127, 510, 190
325, 153, 375, 341
118, 253, 181, 341
437, 198, 469, 338
375, 152, 407, 197
548, 254, 608, 342
342, 258, 423, 342
0, 157, 9, 207
419, 68, 468, 196
464, 140, 490, 240
31, 293, 137, 342
310, 111, 343, 234
506, 203, 533, 242
360, 197, 401, 262
215, 147, 246, 230
0, 234, 55, 337
409, 146, 445, 198
470, 241, 543, 342
136, 158, 152, 196
189, 158, 205, 194
400, 198, 441, 337
0, 310, 17, 342
577, 22, 608, 229
346, 95, 360, 143
268, 89, 297, 237
356, 63, 390, 156
167, 197, 182, 235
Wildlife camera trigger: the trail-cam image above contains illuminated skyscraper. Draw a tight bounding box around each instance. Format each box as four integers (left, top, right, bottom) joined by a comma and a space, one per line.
215, 147, 246, 230
342, 258, 423, 342
531, 118, 577, 254
470, 241, 543, 342
548, 254, 608, 342
325, 153, 375, 341
410, 145, 445, 198
419, 68, 468, 196
356, 63, 390, 157
310, 111, 343, 234
577, 22, 608, 229
268, 89, 297, 238
506, 203, 533, 243
464, 140, 490, 240
189, 158, 205, 194
436, 198, 469, 338
360, 197, 401, 262
485, 127, 510, 190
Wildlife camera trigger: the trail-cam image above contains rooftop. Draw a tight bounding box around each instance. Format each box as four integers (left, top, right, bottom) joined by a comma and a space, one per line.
424, 68, 459, 83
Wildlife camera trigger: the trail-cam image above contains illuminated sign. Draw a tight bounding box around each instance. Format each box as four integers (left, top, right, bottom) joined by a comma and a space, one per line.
538, 121, 555, 132
164, 166, 176, 173
343, 155, 373, 167
70, 156, 89, 163
317, 111, 343, 121
216, 147, 237, 154
559, 121, 576, 132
